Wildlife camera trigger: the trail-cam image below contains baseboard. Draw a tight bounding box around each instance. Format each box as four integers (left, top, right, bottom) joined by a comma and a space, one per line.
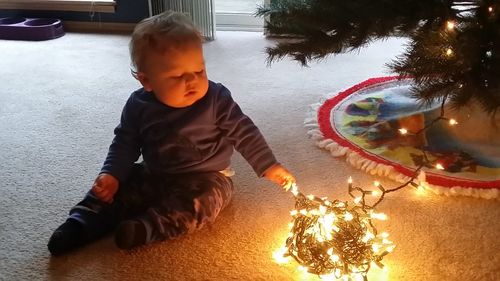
63, 20, 135, 33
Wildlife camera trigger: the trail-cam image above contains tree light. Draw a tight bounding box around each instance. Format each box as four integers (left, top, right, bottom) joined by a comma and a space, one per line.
449, 119, 458, 125
446, 20, 455, 30
398, 128, 408, 135
446, 48, 453, 56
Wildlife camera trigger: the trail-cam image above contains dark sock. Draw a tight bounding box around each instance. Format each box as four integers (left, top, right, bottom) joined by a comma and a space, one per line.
47, 219, 86, 256
114, 220, 147, 250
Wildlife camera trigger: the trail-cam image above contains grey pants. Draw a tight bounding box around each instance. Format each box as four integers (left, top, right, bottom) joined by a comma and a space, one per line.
69, 163, 234, 244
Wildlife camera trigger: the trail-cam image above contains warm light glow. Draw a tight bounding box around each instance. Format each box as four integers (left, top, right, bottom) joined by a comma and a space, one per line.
273, 247, 290, 264
488, 6, 493, 13
435, 163, 445, 170
416, 185, 426, 195
372, 190, 380, 196
291, 183, 299, 196
449, 119, 458, 125
371, 212, 388, 220
446, 48, 453, 56
276, 184, 395, 279
374, 181, 380, 187
446, 20, 455, 30
398, 128, 408, 135
344, 212, 354, 221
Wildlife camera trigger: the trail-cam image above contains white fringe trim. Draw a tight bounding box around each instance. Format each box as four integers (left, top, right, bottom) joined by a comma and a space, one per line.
305, 102, 499, 200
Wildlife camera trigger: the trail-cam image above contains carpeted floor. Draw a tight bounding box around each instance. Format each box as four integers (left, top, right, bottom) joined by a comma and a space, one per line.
0, 31, 499, 281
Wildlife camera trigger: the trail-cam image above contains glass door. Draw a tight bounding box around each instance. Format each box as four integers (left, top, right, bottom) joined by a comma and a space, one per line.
216, 0, 264, 13
215, 0, 269, 31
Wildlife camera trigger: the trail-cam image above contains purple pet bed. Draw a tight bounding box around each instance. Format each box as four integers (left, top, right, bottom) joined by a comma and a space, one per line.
0, 17, 64, 41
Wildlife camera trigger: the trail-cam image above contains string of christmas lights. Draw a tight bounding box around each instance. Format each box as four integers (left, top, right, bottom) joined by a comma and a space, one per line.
273, 95, 463, 280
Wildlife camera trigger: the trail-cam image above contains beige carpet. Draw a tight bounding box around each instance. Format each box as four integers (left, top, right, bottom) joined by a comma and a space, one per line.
0, 31, 499, 281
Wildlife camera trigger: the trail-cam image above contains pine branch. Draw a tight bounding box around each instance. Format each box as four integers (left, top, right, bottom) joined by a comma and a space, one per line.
258, 0, 500, 114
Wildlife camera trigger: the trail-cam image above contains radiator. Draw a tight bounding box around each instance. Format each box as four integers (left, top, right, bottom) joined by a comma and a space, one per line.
148, 0, 216, 40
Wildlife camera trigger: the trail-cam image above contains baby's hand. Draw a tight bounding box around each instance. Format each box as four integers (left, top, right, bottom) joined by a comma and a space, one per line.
263, 164, 296, 191
91, 173, 119, 203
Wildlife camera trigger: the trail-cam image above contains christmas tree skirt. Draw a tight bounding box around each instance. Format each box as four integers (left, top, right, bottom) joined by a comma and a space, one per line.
305, 76, 500, 199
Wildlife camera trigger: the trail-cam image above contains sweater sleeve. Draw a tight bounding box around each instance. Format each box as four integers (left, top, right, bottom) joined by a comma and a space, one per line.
100, 95, 141, 182
215, 84, 278, 176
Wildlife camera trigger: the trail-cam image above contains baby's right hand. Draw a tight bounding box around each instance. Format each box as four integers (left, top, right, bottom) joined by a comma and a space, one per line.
91, 173, 119, 203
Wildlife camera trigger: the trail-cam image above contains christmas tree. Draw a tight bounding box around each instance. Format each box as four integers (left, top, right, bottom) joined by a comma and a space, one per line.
257, 0, 500, 115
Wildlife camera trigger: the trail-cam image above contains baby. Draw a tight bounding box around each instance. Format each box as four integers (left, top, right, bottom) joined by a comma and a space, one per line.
48, 11, 295, 255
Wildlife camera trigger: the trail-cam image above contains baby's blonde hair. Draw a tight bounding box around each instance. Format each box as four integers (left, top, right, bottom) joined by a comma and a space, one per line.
130, 11, 202, 76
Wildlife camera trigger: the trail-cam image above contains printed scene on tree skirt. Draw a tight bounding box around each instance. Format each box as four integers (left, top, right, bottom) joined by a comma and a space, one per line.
313, 77, 500, 195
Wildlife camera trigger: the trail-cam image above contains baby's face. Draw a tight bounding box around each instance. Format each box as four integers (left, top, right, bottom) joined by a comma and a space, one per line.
139, 43, 209, 108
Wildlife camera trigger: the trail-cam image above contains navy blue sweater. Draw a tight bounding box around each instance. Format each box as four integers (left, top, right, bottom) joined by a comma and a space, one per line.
101, 81, 278, 182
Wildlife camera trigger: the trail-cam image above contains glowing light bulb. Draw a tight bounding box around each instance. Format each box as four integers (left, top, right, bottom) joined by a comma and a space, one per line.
331, 254, 340, 262
386, 245, 396, 252
317, 205, 326, 214
435, 163, 445, 170
449, 119, 458, 125
374, 181, 380, 187
273, 247, 290, 264
398, 128, 408, 134
371, 190, 380, 196
344, 212, 354, 221
362, 231, 375, 242
416, 185, 426, 194
488, 6, 493, 12
371, 212, 387, 220
446, 48, 453, 56
348, 176, 353, 184
446, 20, 455, 30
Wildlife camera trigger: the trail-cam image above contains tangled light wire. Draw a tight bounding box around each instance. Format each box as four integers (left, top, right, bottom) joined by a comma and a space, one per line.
274, 168, 424, 281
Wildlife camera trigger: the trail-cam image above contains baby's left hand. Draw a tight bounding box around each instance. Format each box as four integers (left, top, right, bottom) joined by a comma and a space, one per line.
263, 163, 296, 191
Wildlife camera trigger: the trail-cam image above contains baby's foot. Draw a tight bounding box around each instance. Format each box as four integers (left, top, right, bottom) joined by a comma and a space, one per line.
114, 220, 147, 250
47, 219, 86, 256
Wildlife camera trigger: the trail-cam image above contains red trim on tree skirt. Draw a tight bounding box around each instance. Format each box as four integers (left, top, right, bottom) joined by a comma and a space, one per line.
318, 76, 500, 189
